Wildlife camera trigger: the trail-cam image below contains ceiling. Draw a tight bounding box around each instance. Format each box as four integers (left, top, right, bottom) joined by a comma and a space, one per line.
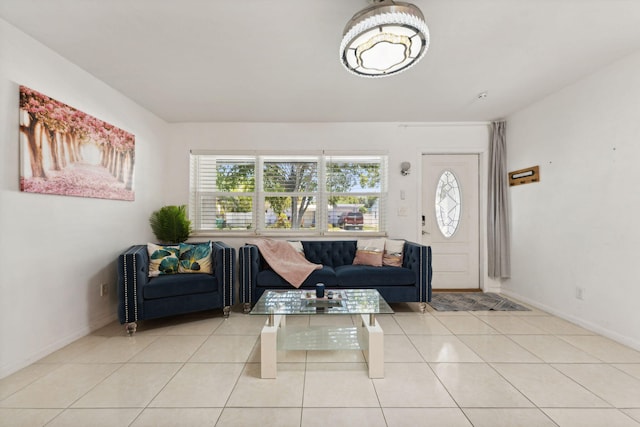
2, 0, 640, 123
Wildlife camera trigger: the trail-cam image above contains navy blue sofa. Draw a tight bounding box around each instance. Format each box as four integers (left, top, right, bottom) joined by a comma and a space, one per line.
239, 240, 431, 311
117, 242, 235, 333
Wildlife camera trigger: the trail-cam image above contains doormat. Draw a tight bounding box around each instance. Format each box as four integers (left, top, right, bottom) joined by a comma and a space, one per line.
429, 292, 530, 311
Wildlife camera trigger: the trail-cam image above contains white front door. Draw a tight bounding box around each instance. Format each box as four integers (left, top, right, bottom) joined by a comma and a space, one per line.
422, 154, 480, 290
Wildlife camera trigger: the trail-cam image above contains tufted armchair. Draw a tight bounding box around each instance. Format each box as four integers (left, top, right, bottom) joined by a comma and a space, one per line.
117, 241, 235, 333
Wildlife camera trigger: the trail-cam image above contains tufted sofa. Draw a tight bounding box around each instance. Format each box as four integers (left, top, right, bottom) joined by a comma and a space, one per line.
239, 240, 431, 312
117, 242, 235, 333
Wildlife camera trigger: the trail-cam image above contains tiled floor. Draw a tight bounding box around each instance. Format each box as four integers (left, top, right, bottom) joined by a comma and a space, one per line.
2, 300, 640, 426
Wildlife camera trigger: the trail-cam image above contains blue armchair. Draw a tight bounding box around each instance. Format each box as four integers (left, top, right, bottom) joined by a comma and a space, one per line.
117, 242, 235, 333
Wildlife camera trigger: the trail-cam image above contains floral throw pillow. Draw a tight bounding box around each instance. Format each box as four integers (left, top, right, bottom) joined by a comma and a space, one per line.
352, 238, 386, 267
147, 243, 179, 277
178, 241, 213, 274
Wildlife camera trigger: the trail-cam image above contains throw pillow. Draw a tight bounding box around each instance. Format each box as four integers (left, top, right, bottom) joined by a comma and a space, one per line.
352, 238, 386, 267
383, 239, 405, 267
288, 241, 304, 255
147, 243, 179, 277
178, 241, 213, 274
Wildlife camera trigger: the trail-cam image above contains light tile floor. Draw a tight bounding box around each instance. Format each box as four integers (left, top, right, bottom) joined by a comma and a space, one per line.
2, 301, 640, 427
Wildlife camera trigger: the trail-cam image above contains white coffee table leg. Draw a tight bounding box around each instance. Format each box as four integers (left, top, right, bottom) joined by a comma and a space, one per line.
362, 314, 384, 378
261, 314, 283, 379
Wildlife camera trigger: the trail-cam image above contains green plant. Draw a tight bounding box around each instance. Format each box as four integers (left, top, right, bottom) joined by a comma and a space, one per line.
149, 205, 192, 244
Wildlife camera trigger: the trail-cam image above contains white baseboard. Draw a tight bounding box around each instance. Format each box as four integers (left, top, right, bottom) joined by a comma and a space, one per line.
501, 290, 640, 352
0, 312, 118, 379
482, 283, 502, 293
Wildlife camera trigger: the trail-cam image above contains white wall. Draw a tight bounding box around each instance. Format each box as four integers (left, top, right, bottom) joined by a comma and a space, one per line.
0, 19, 168, 377
166, 122, 499, 290
504, 50, 640, 350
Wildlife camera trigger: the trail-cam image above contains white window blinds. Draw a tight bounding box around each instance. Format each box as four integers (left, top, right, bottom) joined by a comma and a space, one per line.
189, 152, 387, 235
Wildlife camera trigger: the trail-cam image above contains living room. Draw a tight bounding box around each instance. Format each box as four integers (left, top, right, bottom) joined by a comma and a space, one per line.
1, 1, 639, 425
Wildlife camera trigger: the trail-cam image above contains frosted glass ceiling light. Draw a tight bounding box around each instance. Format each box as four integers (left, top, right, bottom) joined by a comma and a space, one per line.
340, 0, 430, 77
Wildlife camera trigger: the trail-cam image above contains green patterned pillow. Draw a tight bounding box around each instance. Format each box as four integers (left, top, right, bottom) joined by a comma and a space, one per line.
178, 241, 213, 274
147, 243, 179, 277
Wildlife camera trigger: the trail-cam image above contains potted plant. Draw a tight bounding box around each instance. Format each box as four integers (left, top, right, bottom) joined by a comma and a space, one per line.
149, 205, 192, 244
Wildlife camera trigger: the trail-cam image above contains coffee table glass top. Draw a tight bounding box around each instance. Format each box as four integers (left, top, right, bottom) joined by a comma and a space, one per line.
250, 289, 393, 315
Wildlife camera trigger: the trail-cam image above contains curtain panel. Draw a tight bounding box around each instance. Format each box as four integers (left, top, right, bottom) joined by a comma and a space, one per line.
487, 121, 511, 279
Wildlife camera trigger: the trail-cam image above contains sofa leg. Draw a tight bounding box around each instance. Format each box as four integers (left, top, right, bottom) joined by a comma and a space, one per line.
223, 306, 231, 318
243, 302, 251, 314
419, 303, 427, 313
125, 322, 137, 335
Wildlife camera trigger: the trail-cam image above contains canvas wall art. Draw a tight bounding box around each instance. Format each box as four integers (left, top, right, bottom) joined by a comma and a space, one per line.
19, 85, 135, 201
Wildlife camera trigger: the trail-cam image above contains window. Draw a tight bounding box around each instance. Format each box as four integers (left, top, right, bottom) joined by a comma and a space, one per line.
189, 155, 255, 230
435, 170, 461, 238
189, 152, 387, 235
326, 155, 385, 232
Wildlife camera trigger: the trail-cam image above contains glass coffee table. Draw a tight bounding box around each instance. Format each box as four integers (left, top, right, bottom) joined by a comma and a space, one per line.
250, 289, 393, 379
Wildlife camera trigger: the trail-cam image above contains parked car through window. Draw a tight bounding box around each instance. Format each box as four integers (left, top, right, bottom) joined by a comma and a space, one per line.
338, 212, 363, 230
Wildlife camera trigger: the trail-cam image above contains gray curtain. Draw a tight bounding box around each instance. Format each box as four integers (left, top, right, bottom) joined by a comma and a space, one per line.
488, 121, 511, 279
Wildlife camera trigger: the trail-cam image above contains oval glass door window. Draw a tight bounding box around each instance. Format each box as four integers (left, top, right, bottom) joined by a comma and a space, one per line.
435, 170, 462, 238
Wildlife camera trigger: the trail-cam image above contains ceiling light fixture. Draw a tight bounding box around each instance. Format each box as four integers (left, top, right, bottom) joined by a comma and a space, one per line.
340, 0, 430, 77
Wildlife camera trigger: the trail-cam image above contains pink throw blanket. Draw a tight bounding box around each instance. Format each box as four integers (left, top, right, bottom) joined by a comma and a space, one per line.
249, 239, 321, 288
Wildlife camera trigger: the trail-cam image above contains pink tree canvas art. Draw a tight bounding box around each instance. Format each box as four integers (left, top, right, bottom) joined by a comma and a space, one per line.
19, 86, 135, 201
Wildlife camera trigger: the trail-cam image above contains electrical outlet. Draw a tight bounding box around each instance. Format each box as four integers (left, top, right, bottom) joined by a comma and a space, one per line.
100, 283, 109, 297
575, 287, 584, 300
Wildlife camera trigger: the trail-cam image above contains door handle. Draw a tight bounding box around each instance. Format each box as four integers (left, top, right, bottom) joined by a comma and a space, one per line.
422, 230, 430, 235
